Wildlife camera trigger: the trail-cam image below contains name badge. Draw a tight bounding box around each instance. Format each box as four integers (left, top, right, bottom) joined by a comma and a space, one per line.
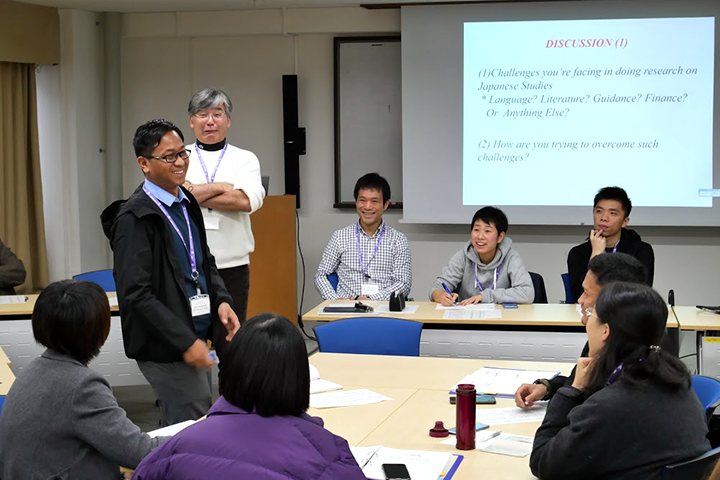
190, 294, 211, 317
204, 216, 220, 230
361, 282, 379, 296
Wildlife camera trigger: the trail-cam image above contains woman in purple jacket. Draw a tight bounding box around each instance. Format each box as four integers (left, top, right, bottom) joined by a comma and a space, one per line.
132, 313, 366, 480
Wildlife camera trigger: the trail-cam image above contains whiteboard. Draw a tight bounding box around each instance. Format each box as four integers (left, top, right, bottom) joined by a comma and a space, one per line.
334, 36, 402, 207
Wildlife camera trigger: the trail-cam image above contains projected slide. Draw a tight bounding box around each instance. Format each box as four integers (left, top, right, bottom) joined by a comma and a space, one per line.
463, 17, 714, 207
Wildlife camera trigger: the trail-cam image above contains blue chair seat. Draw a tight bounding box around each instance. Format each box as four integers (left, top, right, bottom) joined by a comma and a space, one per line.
561, 273, 576, 304
692, 375, 720, 423
72, 269, 116, 293
313, 317, 422, 357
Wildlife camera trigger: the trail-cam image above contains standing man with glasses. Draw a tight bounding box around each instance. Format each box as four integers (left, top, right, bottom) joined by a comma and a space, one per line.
102, 119, 239, 426
183, 88, 265, 371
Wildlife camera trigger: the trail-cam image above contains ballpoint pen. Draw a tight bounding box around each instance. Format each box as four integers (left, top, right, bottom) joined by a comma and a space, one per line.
441, 283, 457, 304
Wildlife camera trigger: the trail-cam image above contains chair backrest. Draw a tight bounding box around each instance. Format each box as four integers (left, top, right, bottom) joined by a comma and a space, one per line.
664, 446, 720, 480
529, 272, 548, 304
561, 273, 576, 304
72, 269, 116, 293
313, 317, 423, 356
327, 272, 339, 292
692, 376, 720, 422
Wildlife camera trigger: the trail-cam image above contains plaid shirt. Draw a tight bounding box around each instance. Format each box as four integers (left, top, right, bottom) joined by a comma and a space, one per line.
315, 221, 412, 300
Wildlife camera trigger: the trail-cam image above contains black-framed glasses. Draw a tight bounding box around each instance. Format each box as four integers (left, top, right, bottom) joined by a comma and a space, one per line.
144, 149, 191, 163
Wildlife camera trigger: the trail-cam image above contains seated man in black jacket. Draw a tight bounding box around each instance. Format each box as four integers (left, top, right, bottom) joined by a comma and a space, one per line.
566, 186, 654, 302
515, 252, 675, 408
0, 237, 26, 295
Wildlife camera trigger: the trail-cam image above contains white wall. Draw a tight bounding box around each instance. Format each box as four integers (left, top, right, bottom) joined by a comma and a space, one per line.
116, 7, 720, 317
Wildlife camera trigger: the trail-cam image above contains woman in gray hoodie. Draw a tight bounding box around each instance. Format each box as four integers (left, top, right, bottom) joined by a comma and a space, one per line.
430, 206, 534, 305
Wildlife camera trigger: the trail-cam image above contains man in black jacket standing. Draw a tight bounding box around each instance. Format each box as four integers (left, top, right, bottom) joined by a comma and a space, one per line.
566, 186, 654, 302
102, 119, 239, 426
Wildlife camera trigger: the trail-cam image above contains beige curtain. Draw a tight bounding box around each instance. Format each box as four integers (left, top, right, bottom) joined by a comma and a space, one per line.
0, 61, 48, 293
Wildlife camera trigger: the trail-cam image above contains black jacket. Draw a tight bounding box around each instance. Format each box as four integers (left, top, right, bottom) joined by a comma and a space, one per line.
101, 184, 233, 363
531, 381, 709, 480
567, 228, 654, 301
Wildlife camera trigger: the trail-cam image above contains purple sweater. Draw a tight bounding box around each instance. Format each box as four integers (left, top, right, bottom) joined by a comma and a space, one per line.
132, 396, 366, 480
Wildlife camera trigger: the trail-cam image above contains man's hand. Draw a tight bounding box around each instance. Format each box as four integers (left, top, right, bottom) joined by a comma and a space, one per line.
515, 382, 548, 409
182, 339, 213, 369
432, 289, 458, 306
589, 229, 607, 258
218, 302, 240, 342
459, 294, 483, 306
572, 357, 595, 391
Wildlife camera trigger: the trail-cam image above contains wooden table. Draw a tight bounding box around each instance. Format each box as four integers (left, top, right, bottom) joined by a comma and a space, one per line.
308, 353, 575, 480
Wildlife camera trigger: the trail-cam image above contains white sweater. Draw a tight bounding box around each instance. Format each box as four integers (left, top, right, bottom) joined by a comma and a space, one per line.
185, 143, 265, 268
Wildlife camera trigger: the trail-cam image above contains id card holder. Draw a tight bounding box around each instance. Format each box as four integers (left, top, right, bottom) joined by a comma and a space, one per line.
361, 282, 379, 297
190, 294, 211, 317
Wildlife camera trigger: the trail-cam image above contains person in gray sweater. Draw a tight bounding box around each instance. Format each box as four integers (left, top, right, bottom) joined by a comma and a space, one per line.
0, 280, 166, 479
530, 282, 710, 480
430, 206, 534, 305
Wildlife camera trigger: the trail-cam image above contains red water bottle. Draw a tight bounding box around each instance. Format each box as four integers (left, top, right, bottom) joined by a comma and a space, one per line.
455, 383, 476, 450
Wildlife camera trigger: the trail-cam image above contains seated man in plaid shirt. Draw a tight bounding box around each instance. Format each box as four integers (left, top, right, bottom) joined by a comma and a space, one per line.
314, 173, 412, 301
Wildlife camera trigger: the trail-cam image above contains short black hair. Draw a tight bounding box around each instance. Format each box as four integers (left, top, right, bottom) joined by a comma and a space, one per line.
32, 280, 111, 365
353, 173, 391, 204
133, 119, 185, 158
594, 186, 632, 217
470, 206, 509, 234
588, 252, 647, 287
221, 313, 309, 417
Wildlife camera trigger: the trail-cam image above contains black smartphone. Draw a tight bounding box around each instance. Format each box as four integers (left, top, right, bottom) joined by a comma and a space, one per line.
382, 463, 411, 480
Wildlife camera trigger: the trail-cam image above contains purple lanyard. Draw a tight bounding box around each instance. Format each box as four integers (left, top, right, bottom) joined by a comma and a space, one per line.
356, 223, 386, 279
473, 259, 504, 292
194, 143, 228, 183
143, 186, 199, 281
606, 362, 624, 386
611, 239, 620, 253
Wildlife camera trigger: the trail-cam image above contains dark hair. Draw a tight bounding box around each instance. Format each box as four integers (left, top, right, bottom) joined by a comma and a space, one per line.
32, 280, 111, 365
593, 186, 632, 217
221, 313, 310, 417
470, 206, 509, 234
133, 119, 185, 157
353, 173, 391, 204
587, 252, 647, 287
584, 282, 690, 396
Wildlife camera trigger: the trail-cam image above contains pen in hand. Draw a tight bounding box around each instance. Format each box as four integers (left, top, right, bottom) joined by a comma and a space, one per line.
441, 283, 457, 304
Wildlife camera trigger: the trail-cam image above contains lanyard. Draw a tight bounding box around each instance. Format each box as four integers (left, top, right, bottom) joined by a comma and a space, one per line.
194, 143, 228, 184
612, 239, 620, 253
606, 362, 624, 386
356, 223, 386, 279
473, 259, 504, 292
143, 186, 199, 284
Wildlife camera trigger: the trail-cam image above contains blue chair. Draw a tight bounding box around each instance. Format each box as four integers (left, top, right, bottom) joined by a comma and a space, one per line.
327, 272, 339, 292
72, 269, 116, 293
692, 376, 720, 422
314, 317, 423, 356
561, 273, 576, 304
663, 446, 720, 480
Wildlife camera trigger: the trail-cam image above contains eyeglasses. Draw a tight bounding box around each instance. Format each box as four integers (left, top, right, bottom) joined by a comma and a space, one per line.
194, 112, 225, 121
144, 149, 191, 163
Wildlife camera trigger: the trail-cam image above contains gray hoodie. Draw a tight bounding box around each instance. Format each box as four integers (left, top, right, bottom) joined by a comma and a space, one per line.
429, 237, 534, 303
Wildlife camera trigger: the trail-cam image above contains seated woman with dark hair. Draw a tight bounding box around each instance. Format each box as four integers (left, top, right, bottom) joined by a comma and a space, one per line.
132, 313, 366, 480
530, 282, 710, 480
0, 280, 164, 479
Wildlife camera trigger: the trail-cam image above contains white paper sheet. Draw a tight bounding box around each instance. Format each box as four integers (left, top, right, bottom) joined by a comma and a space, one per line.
147, 419, 196, 438
476, 406, 547, 426
452, 366, 560, 396
436, 303, 496, 310
443, 309, 502, 320
479, 433, 534, 457
109, 297, 119, 307
351, 446, 451, 480
310, 378, 343, 394
310, 389, 392, 409
373, 304, 420, 314
0, 295, 28, 304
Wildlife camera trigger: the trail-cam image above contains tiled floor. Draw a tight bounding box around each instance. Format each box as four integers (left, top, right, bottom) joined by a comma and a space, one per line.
115, 331, 318, 432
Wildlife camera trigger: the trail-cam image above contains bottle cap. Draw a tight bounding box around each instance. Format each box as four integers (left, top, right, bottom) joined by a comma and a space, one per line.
457, 383, 476, 395
429, 420, 449, 438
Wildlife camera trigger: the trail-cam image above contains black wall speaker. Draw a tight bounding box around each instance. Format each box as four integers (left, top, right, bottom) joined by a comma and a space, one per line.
282, 74, 306, 209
